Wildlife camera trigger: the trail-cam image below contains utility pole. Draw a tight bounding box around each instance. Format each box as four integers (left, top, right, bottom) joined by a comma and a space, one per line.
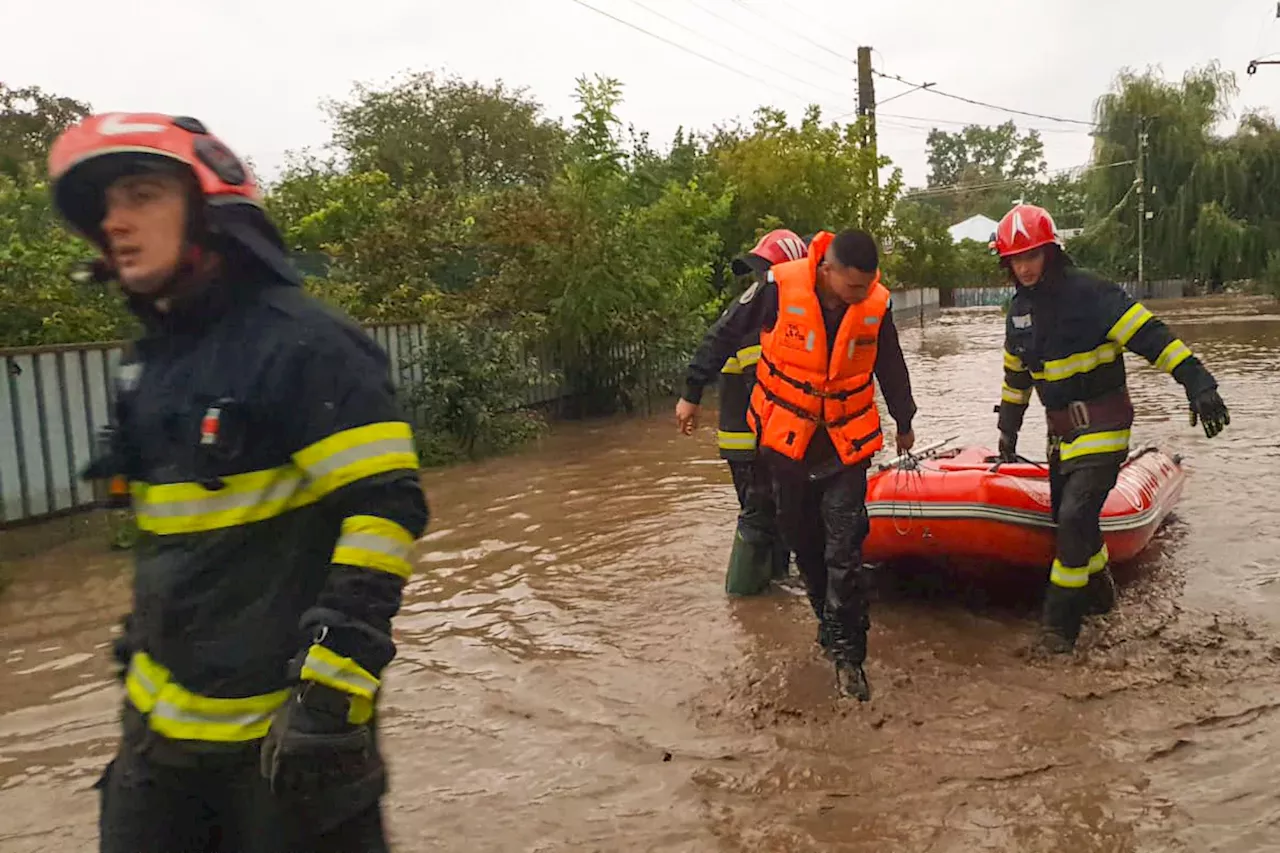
856, 46, 877, 192
1136, 119, 1149, 295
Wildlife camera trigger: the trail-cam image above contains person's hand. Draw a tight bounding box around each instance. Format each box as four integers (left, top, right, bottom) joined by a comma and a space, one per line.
1189, 388, 1229, 438
675, 398, 700, 435
998, 432, 1018, 462
895, 429, 915, 454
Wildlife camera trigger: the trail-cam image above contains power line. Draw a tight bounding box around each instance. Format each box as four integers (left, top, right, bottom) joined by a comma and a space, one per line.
901, 159, 1135, 199
872, 68, 1097, 127
683, 0, 855, 84
618, 0, 852, 101
727, 0, 858, 68
565, 0, 828, 106
877, 112, 1096, 135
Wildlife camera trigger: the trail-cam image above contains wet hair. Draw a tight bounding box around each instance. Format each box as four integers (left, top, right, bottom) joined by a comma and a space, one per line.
829, 229, 879, 272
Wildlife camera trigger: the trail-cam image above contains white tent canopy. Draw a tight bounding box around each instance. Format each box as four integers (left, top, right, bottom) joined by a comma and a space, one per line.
948, 213, 999, 244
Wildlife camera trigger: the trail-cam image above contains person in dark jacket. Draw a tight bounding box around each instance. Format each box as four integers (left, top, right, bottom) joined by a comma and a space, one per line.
48, 112, 429, 853
678, 229, 809, 595
992, 203, 1229, 654
678, 229, 917, 701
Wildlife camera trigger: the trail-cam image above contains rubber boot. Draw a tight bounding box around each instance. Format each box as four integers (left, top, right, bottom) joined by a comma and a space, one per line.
770, 541, 792, 581
724, 530, 774, 596
830, 633, 871, 701
1085, 567, 1117, 616
1039, 584, 1086, 654
835, 661, 871, 702
826, 607, 872, 701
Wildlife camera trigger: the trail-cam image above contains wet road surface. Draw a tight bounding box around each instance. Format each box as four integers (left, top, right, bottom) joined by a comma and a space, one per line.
2, 296, 1279, 852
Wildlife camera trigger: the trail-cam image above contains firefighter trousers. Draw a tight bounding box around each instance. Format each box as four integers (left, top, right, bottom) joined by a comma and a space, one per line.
771, 461, 872, 664
727, 458, 785, 555
96, 726, 388, 853
1047, 451, 1123, 591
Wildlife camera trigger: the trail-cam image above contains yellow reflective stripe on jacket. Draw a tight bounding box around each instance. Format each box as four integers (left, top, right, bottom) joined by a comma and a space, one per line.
720, 345, 762, 376
1155, 339, 1193, 373
332, 514, 415, 579
132, 466, 310, 535
126, 652, 288, 742
293, 421, 420, 499
1031, 342, 1120, 383
1106, 303, 1154, 346
717, 430, 757, 452
1058, 429, 1131, 462
1001, 382, 1032, 405
1050, 545, 1109, 589
1003, 349, 1026, 372
132, 420, 420, 536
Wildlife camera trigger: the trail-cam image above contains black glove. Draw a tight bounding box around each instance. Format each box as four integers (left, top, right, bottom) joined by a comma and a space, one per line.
1189, 387, 1229, 438
998, 432, 1018, 463
260, 682, 386, 830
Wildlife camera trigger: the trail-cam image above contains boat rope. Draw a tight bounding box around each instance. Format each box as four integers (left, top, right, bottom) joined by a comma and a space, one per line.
889, 464, 926, 536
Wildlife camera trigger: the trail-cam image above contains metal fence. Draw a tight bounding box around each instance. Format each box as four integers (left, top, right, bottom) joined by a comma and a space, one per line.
0, 289, 941, 527
950, 279, 1188, 309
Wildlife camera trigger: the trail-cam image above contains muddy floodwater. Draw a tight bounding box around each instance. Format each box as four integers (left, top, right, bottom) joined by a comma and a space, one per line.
2, 296, 1280, 852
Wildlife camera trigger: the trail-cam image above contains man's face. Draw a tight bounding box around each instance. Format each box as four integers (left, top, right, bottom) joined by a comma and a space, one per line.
820, 245, 876, 304
100, 172, 189, 295
1008, 247, 1046, 287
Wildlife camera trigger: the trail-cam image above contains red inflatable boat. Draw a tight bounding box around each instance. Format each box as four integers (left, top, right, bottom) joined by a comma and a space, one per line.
863, 442, 1186, 569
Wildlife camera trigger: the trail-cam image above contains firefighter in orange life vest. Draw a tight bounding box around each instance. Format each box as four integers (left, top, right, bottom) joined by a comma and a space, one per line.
50, 112, 428, 852
678, 229, 917, 700
993, 203, 1229, 653
676, 229, 809, 596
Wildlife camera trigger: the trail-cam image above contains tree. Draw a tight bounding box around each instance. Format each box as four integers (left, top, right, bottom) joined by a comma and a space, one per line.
709, 105, 902, 276
883, 200, 958, 290
1078, 62, 1280, 287
920, 121, 1046, 221
0, 83, 92, 179
324, 71, 566, 190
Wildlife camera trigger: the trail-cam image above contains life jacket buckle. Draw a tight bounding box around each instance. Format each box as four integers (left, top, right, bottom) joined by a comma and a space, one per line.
1067, 400, 1090, 430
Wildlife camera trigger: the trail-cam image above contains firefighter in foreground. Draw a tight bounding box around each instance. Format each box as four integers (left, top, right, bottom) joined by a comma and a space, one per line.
49, 113, 428, 852
993, 203, 1229, 654
677, 229, 809, 595
677, 229, 917, 701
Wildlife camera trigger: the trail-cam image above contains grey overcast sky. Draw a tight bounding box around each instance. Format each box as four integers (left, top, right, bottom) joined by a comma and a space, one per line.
5, 0, 1279, 190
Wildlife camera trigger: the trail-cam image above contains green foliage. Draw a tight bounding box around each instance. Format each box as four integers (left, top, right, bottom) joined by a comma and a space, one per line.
323, 71, 566, 190
884, 203, 1004, 292
0, 83, 91, 179
0, 169, 137, 345
1078, 62, 1280, 285
398, 317, 550, 466
917, 121, 1046, 222
710, 106, 902, 265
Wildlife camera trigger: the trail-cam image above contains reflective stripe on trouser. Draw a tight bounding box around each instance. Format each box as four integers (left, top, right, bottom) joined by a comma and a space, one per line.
1048, 457, 1122, 591
1050, 544, 1109, 589
132, 421, 420, 535
125, 652, 288, 742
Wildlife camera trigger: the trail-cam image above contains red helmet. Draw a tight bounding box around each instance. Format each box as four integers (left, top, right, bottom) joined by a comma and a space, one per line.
994, 204, 1061, 257
732, 228, 808, 275
47, 112, 298, 285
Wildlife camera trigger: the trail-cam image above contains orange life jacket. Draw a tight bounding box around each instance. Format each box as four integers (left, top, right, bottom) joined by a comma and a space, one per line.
749, 232, 890, 467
